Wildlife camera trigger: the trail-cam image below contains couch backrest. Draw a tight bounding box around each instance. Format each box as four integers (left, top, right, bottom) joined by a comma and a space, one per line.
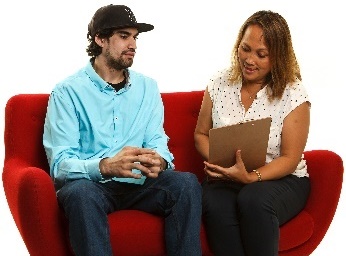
161, 91, 205, 181
4, 91, 206, 181
4, 94, 50, 171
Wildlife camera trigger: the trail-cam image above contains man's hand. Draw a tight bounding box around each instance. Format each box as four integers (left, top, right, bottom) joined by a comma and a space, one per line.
99, 146, 166, 179
140, 151, 167, 177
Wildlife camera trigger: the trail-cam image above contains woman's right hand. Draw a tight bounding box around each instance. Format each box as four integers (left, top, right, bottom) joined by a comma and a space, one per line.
204, 150, 257, 183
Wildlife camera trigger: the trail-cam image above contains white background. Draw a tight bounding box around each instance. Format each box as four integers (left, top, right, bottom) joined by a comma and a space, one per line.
0, 0, 344, 255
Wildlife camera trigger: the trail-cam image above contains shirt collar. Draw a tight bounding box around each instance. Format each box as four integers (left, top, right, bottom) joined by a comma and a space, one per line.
237, 82, 268, 99
85, 60, 131, 92
257, 84, 268, 98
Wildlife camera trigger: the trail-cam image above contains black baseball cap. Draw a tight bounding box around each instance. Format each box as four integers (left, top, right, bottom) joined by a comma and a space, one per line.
88, 4, 154, 38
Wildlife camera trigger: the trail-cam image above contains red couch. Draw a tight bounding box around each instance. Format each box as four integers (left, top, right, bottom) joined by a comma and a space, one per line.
2, 91, 344, 256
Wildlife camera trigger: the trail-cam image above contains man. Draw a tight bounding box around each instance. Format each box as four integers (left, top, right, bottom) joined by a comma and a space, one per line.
43, 4, 202, 256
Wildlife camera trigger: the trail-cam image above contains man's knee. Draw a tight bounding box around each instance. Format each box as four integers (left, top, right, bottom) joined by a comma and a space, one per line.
58, 179, 101, 202
176, 171, 201, 193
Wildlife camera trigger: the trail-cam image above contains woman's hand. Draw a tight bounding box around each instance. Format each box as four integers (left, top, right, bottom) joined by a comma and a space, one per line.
204, 150, 255, 184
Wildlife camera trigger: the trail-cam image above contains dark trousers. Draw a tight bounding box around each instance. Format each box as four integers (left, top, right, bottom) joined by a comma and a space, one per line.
57, 170, 202, 256
202, 175, 310, 256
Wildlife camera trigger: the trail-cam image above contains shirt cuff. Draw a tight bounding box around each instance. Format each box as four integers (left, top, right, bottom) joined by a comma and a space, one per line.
87, 158, 104, 181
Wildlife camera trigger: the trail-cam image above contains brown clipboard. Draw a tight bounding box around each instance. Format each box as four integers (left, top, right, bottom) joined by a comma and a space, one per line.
208, 117, 271, 171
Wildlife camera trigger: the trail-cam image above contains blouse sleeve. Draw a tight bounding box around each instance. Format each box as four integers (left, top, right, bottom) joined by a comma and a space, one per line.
284, 80, 311, 119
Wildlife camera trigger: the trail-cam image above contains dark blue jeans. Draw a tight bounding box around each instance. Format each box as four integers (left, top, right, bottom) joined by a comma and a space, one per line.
202, 175, 310, 256
57, 170, 202, 256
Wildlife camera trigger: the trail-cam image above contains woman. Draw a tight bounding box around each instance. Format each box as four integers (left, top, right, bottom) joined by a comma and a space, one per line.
194, 10, 310, 256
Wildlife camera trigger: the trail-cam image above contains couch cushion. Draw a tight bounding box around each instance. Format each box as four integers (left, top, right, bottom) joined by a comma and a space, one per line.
106, 209, 313, 254
107, 210, 213, 255
108, 210, 165, 255
279, 210, 314, 251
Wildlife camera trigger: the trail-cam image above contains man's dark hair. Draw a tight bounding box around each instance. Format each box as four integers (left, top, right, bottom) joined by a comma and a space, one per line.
86, 28, 115, 58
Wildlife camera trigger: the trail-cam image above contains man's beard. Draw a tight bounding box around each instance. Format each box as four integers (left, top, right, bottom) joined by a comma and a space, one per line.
105, 48, 134, 71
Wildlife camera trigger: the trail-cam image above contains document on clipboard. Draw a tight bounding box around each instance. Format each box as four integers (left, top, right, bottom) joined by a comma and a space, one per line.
208, 117, 271, 172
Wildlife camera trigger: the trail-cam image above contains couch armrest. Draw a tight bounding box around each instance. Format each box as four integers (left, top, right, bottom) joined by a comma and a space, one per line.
303, 150, 343, 246
2, 159, 72, 256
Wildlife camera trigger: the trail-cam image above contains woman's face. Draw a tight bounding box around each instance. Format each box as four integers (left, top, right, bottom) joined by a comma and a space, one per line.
238, 24, 272, 85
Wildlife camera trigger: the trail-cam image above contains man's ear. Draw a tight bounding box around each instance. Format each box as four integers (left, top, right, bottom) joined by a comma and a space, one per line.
94, 35, 104, 47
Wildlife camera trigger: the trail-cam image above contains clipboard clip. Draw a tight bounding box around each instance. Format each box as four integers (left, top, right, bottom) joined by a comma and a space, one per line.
238, 118, 255, 125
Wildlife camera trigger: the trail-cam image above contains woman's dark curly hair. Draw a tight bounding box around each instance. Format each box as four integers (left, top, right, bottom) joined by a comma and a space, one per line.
86, 28, 115, 58
229, 10, 301, 100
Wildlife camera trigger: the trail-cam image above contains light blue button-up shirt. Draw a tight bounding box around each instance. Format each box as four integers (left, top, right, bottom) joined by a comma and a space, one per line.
43, 61, 174, 191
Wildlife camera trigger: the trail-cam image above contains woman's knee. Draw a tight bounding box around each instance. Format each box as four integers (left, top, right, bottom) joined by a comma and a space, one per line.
237, 183, 272, 214
202, 182, 238, 219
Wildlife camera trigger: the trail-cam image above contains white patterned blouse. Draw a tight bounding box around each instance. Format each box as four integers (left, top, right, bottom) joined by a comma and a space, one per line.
207, 68, 310, 177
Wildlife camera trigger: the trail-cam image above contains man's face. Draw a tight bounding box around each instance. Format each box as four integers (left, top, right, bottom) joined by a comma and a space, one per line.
102, 27, 139, 70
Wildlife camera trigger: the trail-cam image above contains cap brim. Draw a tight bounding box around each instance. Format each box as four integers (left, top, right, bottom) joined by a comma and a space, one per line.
136, 23, 154, 33
97, 23, 154, 36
